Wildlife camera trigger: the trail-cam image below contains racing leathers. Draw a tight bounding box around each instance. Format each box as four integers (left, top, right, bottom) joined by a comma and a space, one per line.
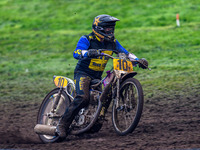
56, 32, 138, 138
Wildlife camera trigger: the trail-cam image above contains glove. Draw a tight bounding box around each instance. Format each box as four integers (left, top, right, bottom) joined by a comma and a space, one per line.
87, 49, 99, 58
138, 58, 148, 69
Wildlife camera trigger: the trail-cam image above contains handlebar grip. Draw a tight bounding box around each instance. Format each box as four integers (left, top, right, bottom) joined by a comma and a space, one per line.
131, 60, 151, 71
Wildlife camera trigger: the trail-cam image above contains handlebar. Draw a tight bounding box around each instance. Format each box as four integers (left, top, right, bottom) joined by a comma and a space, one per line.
97, 49, 119, 54
98, 51, 151, 71
99, 53, 115, 59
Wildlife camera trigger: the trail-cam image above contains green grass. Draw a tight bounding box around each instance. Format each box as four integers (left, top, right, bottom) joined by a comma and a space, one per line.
0, 0, 200, 102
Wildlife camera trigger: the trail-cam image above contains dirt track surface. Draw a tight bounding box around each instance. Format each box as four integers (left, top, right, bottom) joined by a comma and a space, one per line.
0, 93, 200, 150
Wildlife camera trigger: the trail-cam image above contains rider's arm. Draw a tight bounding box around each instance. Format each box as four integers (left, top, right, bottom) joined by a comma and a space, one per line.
73, 36, 90, 59
115, 39, 139, 61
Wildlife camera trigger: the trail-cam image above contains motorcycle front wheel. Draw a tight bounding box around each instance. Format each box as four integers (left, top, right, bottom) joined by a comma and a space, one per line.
37, 88, 70, 143
112, 78, 144, 136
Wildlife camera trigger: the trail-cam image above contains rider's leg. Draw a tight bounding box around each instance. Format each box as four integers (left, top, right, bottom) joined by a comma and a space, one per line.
56, 74, 91, 138
99, 87, 112, 120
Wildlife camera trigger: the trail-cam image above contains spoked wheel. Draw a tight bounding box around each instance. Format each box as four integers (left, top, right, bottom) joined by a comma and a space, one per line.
112, 78, 144, 136
37, 88, 70, 143
70, 91, 102, 135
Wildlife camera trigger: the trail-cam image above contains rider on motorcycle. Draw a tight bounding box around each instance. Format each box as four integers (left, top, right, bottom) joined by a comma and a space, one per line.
56, 14, 148, 138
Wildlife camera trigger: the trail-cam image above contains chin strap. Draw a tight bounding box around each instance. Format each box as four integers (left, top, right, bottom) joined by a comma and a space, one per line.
92, 29, 104, 39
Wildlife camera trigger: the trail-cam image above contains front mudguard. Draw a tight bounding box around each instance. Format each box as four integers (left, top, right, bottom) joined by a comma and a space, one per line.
121, 72, 137, 83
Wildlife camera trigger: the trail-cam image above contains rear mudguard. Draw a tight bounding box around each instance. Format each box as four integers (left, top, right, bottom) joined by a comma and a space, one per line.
121, 72, 137, 82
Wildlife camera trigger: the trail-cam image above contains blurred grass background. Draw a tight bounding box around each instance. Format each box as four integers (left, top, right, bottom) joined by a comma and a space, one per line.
0, 0, 199, 103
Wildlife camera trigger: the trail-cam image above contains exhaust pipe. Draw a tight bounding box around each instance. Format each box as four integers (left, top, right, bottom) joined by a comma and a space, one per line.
34, 124, 57, 136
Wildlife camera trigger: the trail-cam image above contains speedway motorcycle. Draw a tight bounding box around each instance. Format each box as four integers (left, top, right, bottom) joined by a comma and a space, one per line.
34, 50, 150, 143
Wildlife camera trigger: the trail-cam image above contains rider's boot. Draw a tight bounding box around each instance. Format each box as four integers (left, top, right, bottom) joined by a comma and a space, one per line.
56, 96, 89, 138
56, 116, 71, 138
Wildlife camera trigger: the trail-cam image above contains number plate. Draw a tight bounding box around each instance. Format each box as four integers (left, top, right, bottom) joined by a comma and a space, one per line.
54, 76, 68, 88
113, 59, 133, 72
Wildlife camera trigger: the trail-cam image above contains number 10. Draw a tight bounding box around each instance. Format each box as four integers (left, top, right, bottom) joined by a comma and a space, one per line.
117, 59, 128, 71
58, 77, 64, 87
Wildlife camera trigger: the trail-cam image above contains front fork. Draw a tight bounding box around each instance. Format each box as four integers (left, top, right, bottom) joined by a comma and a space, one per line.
51, 87, 63, 113
112, 78, 120, 108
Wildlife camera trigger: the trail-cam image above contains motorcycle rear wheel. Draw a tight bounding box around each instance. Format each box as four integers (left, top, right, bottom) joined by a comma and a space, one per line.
112, 78, 144, 136
37, 88, 70, 143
